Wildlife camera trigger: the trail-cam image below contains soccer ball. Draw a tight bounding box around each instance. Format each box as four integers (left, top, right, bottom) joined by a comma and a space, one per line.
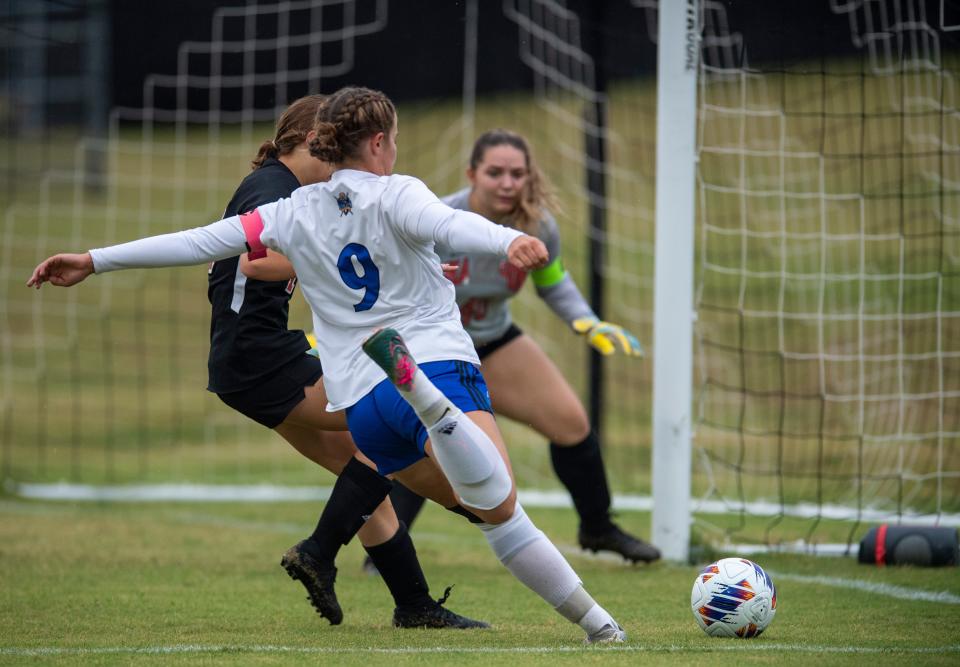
690, 557, 777, 638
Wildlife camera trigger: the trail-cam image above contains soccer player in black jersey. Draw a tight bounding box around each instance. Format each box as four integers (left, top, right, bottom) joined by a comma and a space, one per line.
206, 95, 485, 629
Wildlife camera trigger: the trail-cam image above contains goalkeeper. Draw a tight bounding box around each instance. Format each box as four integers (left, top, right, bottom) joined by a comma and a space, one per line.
375, 129, 660, 565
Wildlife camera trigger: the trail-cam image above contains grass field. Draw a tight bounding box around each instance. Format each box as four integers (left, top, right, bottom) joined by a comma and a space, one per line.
1, 498, 958, 666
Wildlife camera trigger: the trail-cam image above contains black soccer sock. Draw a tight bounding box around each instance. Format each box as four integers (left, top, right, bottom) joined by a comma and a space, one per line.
364, 521, 433, 608
549, 431, 615, 534
389, 481, 427, 529
308, 457, 394, 562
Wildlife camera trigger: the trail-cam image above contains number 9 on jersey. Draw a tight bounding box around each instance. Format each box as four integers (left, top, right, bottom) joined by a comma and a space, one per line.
337, 243, 380, 312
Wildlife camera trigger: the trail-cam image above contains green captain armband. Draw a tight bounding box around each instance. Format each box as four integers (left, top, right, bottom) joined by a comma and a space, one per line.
531, 257, 566, 288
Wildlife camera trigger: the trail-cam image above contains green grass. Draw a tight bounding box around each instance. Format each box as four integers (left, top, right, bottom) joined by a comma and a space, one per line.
1, 498, 958, 666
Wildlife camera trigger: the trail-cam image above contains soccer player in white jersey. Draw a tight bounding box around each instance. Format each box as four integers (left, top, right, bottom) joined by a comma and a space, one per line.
205, 94, 485, 630
377, 129, 660, 567
28, 86, 626, 643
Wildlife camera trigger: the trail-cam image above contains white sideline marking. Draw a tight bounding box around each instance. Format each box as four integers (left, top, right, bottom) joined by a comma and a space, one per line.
10, 483, 960, 526
723, 542, 853, 556
10, 482, 334, 503
772, 572, 960, 605
0, 644, 958, 657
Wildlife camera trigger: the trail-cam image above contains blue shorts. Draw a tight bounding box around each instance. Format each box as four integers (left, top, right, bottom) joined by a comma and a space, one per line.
345, 360, 492, 475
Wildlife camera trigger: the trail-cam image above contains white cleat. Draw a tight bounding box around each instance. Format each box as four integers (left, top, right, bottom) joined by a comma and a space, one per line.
584, 622, 627, 644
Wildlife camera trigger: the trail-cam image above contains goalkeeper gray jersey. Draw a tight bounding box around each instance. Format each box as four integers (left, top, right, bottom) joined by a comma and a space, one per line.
439, 187, 595, 346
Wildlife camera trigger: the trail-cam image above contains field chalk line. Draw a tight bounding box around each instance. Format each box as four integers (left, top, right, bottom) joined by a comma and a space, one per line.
11, 482, 960, 526
770, 572, 960, 605
1, 644, 959, 657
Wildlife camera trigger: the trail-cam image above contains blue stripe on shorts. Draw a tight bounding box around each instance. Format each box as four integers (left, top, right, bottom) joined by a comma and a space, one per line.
345, 360, 493, 476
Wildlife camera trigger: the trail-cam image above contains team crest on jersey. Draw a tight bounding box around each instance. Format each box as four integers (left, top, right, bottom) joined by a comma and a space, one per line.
336, 192, 353, 216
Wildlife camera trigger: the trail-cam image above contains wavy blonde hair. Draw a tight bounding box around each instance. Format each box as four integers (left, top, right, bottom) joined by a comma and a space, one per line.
469, 129, 562, 235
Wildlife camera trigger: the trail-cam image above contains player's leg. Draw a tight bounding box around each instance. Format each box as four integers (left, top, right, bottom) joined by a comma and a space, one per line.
275, 422, 399, 620
344, 386, 489, 629
362, 329, 625, 642
279, 373, 485, 629
480, 333, 660, 563
223, 357, 477, 628
275, 423, 398, 546
362, 481, 424, 575
276, 398, 399, 548
275, 439, 391, 624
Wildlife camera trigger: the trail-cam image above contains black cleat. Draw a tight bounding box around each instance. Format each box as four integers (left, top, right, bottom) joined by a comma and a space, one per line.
578, 524, 661, 563
392, 586, 490, 629
281, 539, 343, 625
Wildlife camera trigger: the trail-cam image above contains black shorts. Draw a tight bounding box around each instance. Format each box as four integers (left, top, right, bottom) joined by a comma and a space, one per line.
216, 353, 324, 428
475, 323, 523, 360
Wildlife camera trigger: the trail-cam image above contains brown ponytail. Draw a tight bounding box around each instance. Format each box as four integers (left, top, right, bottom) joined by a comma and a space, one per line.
251, 94, 326, 170
469, 129, 562, 235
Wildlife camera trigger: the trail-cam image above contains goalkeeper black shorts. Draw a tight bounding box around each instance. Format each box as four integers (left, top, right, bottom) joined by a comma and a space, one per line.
475, 323, 523, 360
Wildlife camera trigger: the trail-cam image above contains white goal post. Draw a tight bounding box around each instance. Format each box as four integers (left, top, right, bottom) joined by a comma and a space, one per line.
652, 0, 699, 562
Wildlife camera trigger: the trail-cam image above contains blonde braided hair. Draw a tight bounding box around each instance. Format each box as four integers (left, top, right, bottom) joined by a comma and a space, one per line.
308, 87, 396, 164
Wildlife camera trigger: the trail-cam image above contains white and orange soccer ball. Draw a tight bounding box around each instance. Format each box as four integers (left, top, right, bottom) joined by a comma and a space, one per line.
690, 557, 777, 638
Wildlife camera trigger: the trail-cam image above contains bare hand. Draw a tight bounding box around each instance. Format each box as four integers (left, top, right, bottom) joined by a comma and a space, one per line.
27, 252, 95, 289
506, 236, 549, 271
440, 262, 462, 281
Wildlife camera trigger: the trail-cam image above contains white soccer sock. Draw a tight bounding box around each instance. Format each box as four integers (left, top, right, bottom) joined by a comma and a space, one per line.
401, 368, 454, 426
479, 504, 616, 634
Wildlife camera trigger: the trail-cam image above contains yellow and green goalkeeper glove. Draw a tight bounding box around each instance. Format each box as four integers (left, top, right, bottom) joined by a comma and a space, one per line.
305, 331, 320, 358
572, 317, 644, 357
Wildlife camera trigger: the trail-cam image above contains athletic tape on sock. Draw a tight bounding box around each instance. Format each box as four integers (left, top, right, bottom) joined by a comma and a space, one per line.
406, 370, 452, 425
555, 585, 596, 624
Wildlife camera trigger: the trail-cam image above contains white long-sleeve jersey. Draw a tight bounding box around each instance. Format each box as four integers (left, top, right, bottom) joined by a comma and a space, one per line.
91, 169, 523, 410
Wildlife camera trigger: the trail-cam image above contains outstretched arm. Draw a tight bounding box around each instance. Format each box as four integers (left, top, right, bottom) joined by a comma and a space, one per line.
27, 216, 251, 290
505, 235, 549, 271
531, 216, 643, 357
392, 179, 548, 269
536, 270, 643, 357
27, 253, 95, 288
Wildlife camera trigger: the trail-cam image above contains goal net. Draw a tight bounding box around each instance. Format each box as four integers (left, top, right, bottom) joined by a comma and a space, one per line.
2, 0, 658, 501
692, 0, 960, 549
2, 0, 957, 554
2, 0, 392, 485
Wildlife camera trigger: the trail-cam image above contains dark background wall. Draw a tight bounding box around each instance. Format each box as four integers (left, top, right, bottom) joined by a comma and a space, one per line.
2, 0, 956, 128
107, 0, 871, 111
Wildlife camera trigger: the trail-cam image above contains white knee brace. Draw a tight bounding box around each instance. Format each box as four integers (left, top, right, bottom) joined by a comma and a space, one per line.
426, 408, 512, 510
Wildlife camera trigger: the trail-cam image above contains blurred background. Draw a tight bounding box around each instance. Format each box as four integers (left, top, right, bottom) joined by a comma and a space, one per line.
1, 0, 958, 551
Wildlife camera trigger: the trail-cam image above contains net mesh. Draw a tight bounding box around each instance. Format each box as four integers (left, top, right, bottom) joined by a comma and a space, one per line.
694, 0, 960, 545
